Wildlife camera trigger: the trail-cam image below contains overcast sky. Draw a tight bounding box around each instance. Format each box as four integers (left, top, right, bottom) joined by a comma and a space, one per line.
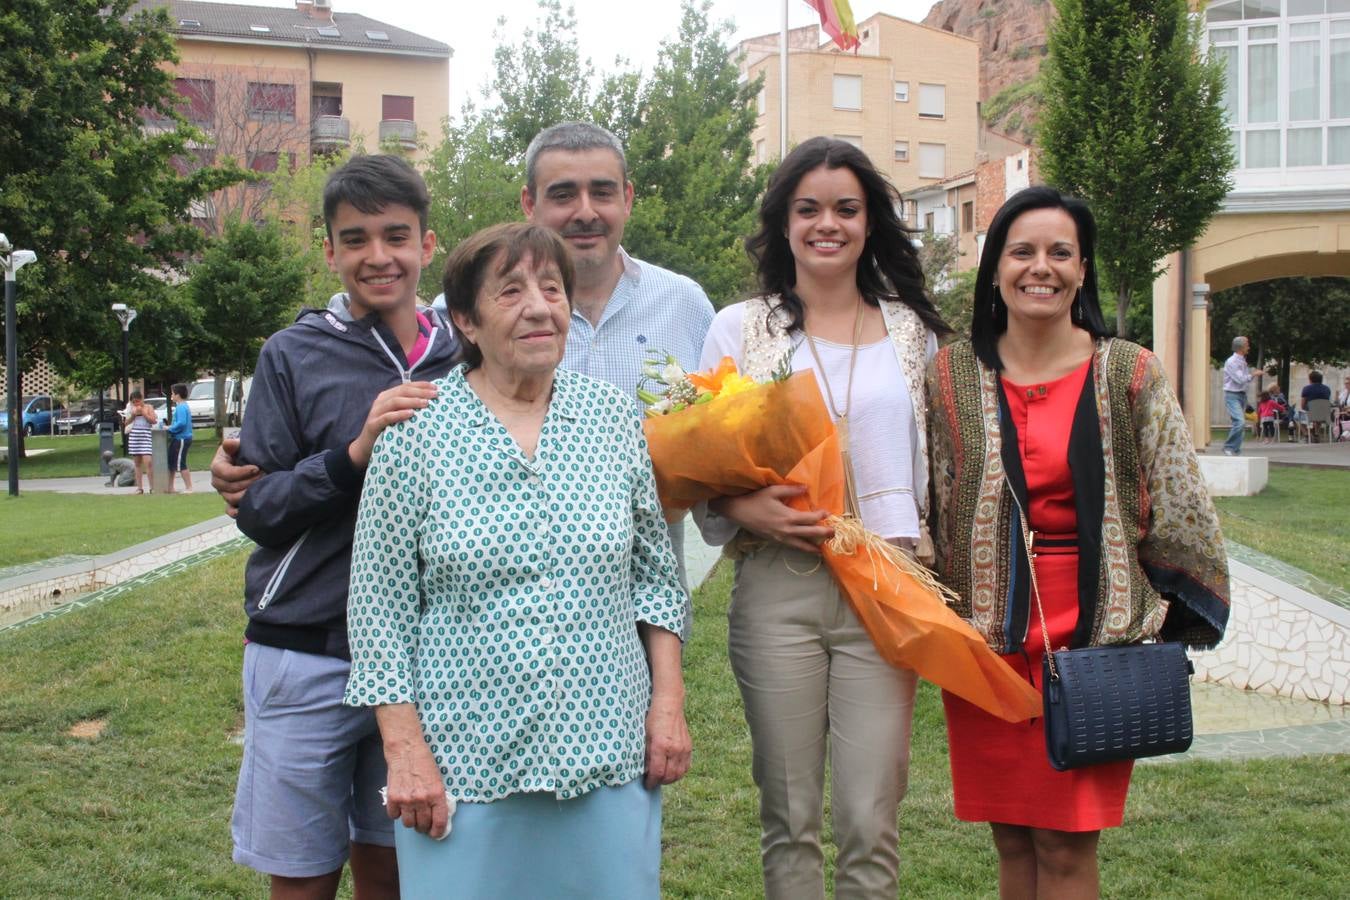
222, 0, 939, 116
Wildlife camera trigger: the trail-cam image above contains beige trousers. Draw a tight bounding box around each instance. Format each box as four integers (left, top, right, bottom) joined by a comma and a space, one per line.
729, 544, 918, 900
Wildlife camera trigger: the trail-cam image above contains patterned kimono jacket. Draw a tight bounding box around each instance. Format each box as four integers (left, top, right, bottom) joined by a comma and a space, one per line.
926, 338, 1230, 654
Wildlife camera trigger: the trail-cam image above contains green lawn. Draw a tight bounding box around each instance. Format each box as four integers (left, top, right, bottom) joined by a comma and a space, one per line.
0, 556, 1345, 897
1215, 466, 1350, 591
0, 493, 225, 569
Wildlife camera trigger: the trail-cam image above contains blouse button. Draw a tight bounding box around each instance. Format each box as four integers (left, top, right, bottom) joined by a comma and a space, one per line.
1037, 385, 1047, 396
540, 578, 554, 591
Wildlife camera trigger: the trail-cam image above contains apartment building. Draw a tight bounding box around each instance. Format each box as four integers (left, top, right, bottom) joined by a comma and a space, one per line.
132, 0, 449, 199
738, 14, 979, 193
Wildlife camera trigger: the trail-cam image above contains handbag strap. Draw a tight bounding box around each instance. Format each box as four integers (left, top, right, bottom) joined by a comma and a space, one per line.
1009, 490, 1059, 680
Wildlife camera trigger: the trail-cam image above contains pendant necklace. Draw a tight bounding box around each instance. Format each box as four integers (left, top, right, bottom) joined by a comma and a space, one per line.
804, 296, 866, 517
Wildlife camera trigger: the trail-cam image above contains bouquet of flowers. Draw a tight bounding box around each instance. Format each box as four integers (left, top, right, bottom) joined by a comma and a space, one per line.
641, 353, 1042, 723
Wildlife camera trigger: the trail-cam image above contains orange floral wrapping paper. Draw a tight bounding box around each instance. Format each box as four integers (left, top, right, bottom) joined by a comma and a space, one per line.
643, 370, 1042, 723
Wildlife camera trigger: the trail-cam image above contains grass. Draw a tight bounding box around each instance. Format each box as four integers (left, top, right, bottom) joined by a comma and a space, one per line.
1214, 466, 1350, 591
0, 556, 1346, 897
0, 492, 225, 569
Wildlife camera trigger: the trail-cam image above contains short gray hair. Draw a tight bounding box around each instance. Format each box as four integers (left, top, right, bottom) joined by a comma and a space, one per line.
1232, 336, 1249, 352
524, 122, 627, 196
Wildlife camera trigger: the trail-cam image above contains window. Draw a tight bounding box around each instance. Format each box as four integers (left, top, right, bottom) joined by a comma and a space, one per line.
756, 139, 766, 164
833, 134, 864, 149
924, 211, 934, 233
173, 77, 214, 125
1333, 21, 1350, 118
171, 146, 215, 176
247, 82, 296, 122
962, 200, 974, 233
317, 26, 340, 38
918, 142, 945, 179
248, 151, 279, 173
757, 89, 765, 115
1245, 129, 1280, 167
833, 74, 863, 110
918, 83, 945, 118
894, 140, 909, 161
382, 95, 415, 121
1289, 23, 1321, 121
366, 30, 389, 41
894, 81, 909, 102
1287, 127, 1323, 165
249, 24, 270, 33
1330, 125, 1350, 164
1247, 27, 1278, 124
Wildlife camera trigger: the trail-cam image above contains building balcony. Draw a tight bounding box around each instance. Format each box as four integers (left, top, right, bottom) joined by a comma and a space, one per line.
311, 115, 350, 150
379, 118, 418, 150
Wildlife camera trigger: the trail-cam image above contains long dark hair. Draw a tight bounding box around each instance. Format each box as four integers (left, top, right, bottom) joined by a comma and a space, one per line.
746, 137, 950, 337
971, 185, 1112, 369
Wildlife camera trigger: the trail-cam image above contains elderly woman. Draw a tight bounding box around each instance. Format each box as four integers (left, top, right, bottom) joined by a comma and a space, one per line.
343, 222, 690, 900
928, 186, 1229, 898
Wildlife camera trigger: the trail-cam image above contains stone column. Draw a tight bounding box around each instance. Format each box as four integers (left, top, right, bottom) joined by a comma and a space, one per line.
1186, 282, 1212, 448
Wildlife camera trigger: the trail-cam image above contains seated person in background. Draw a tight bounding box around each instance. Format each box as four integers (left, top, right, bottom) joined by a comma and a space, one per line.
1257, 390, 1280, 443
103, 451, 136, 487
1335, 375, 1350, 440
1301, 371, 1333, 441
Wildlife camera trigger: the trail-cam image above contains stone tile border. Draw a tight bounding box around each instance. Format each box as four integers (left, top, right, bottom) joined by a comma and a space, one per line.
0, 516, 243, 629
0, 534, 252, 636
1192, 542, 1350, 706
0, 554, 95, 583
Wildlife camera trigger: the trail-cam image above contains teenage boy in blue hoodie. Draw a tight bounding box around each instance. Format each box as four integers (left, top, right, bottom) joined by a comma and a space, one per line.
227, 155, 460, 900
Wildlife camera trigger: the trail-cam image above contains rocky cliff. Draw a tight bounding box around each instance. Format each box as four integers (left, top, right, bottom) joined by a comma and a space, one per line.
922, 0, 1056, 142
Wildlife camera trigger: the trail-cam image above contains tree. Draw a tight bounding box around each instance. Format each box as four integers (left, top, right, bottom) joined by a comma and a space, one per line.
186, 218, 306, 436
623, 1, 766, 307
1039, 0, 1234, 338
916, 233, 977, 339
1210, 278, 1350, 392
0, 0, 242, 450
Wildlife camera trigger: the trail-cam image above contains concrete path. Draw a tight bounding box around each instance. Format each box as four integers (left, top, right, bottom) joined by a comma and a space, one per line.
1202, 439, 1350, 468
15, 472, 208, 494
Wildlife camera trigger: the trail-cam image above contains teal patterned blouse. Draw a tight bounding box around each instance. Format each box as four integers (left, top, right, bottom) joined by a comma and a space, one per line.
343, 365, 687, 802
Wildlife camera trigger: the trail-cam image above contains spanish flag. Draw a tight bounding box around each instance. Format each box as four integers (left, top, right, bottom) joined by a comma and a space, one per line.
805, 0, 860, 51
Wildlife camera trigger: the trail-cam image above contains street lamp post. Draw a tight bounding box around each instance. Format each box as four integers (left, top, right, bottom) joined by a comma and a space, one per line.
2, 233, 37, 497
111, 303, 137, 455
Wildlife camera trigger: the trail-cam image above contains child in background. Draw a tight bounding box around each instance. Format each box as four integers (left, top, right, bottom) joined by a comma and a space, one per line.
166, 382, 194, 494
1257, 390, 1280, 444
121, 390, 157, 493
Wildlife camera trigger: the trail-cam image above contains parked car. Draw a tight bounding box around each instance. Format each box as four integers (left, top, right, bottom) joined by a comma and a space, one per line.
0, 395, 54, 436
184, 377, 250, 427
54, 398, 123, 434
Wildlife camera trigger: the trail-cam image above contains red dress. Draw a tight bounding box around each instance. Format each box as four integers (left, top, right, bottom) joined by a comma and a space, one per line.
941, 359, 1133, 832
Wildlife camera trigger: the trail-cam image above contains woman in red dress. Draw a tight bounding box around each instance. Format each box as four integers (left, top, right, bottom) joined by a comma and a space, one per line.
926, 187, 1230, 898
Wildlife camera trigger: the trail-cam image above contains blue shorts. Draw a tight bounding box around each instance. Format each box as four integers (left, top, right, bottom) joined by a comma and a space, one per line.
168, 437, 191, 472
231, 643, 394, 878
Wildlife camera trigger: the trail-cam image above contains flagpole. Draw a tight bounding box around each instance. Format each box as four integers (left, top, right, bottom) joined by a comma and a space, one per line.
780, 0, 788, 158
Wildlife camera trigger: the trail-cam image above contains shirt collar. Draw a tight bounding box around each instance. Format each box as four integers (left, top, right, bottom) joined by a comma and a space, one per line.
457, 367, 583, 427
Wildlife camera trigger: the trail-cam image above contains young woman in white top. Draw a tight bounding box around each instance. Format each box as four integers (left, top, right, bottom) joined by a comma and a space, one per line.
697, 136, 950, 899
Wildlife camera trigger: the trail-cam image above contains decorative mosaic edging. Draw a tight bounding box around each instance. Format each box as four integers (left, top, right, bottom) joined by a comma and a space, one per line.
0, 535, 252, 635
0, 517, 244, 627
1191, 543, 1350, 705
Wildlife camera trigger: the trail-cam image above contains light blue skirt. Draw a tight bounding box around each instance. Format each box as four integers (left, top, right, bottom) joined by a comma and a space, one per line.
394, 780, 661, 900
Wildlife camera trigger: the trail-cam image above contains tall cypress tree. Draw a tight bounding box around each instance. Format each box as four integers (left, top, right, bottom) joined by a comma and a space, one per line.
1039, 0, 1234, 338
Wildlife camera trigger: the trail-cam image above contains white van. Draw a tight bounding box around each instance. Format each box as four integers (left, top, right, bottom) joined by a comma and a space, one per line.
185, 377, 252, 427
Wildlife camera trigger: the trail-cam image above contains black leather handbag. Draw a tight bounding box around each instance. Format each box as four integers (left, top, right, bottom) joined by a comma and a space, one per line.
1015, 516, 1196, 771
1041, 642, 1195, 770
